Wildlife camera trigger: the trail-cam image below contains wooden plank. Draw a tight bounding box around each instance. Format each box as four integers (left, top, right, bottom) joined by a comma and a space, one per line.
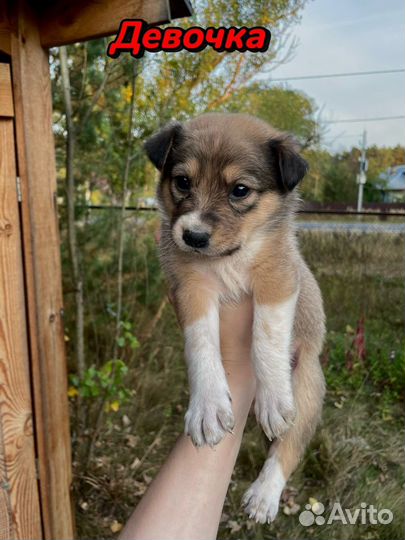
0, 64, 14, 117
39, 0, 169, 47
0, 7, 12, 56
38, 0, 192, 48
10, 4, 74, 539
0, 28, 11, 56
0, 116, 42, 539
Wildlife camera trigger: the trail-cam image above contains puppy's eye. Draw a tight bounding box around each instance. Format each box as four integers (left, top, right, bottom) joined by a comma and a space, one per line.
230, 184, 250, 199
174, 176, 191, 192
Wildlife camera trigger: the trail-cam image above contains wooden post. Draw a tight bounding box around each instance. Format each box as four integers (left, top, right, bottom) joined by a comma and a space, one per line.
9, 3, 74, 538
0, 62, 42, 540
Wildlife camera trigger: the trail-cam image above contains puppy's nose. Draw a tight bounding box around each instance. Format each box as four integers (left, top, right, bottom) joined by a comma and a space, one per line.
182, 229, 210, 249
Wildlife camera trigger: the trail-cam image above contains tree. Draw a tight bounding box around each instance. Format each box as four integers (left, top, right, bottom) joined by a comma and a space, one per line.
301, 148, 333, 202
133, 0, 307, 127
301, 145, 405, 204
59, 46, 85, 380
228, 83, 319, 147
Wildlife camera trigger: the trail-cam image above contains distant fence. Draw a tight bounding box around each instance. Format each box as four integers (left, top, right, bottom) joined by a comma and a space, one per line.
297, 222, 405, 233
300, 202, 405, 218
302, 202, 405, 213
76, 204, 405, 218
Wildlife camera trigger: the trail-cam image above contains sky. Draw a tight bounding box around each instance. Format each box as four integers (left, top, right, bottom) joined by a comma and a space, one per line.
269, 0, 405, 152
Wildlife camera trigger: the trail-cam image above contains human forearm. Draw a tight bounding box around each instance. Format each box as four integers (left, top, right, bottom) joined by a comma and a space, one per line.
119, 298, 255, 540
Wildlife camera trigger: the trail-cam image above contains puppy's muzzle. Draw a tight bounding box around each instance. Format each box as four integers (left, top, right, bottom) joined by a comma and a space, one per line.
182, 229, 210, 249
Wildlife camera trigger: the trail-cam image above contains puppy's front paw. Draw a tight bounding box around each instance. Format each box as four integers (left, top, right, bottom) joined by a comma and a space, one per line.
242, 477, 281, 524
255, 383, 295, 440
185, 391, 234, 447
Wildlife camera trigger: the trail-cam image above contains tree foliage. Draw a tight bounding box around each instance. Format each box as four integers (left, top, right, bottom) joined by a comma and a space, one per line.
302, 145, 405, 203
228, 83, 319, 147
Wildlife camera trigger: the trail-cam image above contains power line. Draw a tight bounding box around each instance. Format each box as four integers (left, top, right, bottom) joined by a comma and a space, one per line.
322, 133, 363, 144
271, 68, 405, 82
324, 115, 405, 124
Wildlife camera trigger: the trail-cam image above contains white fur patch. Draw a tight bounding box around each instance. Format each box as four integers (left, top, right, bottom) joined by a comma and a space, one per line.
172, 211, 211, 249
200, 234, 264, 302
184, 306, 234, 446
242, 454, 286, 523
253, 292, 298, 440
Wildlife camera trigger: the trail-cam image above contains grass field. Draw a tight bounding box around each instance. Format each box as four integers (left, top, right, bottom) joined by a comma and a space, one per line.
63, 214, 404, 539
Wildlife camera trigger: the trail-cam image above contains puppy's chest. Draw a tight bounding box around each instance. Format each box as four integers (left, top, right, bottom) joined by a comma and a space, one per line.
200, 253, 253, 301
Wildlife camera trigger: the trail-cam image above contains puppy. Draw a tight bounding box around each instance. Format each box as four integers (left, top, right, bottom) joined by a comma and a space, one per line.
145, 113, 326, 523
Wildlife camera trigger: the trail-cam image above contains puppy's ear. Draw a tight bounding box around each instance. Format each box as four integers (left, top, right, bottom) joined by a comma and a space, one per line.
268, 135, 308, 192
144, 121, 182, 171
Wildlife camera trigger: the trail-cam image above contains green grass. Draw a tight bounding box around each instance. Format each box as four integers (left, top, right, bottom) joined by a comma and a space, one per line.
63, 214, 405, 539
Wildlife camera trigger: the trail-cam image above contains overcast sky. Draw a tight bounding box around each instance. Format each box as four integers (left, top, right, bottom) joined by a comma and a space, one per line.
269, 0, 405, 152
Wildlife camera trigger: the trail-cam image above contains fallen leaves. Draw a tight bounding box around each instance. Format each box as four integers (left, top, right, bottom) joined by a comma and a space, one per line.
130, 457, 141, 470
110, 520, 123, 533
132, 479, 147, 496
283, 500, 300, 515
226, 520, 241, 534
334, 395, 347, 409
67, 386, 79, 398
281, 486, 301, 516
125, 434, 139, 448
110, 400, 120, 412
122, 414, 131, 427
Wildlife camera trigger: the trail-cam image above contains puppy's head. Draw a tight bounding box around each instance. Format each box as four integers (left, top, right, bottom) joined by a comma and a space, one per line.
144, 113, 307, 257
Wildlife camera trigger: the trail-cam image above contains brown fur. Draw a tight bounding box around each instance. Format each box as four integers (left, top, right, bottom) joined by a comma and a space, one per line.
145, 112, 325, 503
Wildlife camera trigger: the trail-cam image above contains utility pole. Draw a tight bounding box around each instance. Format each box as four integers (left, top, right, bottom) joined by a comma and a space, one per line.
356, 129, 368, 212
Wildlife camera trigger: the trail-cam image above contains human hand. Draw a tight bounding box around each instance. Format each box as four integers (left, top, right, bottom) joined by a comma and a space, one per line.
120, 275, 256, 540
